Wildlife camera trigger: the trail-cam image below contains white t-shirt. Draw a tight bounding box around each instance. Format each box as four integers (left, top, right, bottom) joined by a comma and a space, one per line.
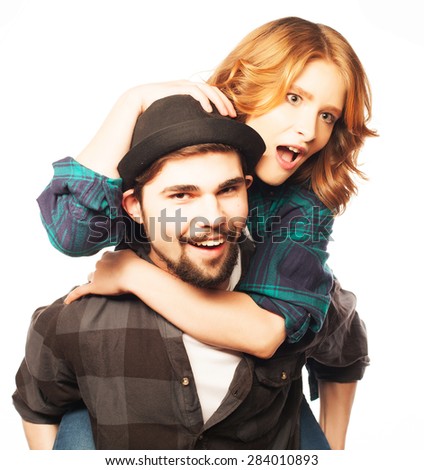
182, 248, 243, 423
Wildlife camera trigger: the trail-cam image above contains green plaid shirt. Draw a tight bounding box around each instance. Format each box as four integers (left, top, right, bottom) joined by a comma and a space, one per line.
238, 179, 334, 342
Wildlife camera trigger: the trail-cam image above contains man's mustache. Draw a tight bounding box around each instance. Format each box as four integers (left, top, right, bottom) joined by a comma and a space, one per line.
178, 224, 241, 245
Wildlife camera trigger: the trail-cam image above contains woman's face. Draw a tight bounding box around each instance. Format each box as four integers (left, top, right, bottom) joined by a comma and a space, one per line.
246, 59, 347, 186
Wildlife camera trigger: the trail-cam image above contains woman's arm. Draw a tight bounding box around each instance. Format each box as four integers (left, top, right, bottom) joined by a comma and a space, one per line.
22, 420, 58, 450
38, 81, 235, 256
64, 187, 334, 356
37, 157, 124, 256
65, 250, 286, 358
76, 82, 236, 178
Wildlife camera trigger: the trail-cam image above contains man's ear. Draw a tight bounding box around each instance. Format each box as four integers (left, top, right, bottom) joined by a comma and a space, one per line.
245, 175, 254, 190
122, 189, 143, 224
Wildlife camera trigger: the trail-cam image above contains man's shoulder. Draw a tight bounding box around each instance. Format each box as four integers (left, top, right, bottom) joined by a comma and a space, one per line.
30, 293, 157, 338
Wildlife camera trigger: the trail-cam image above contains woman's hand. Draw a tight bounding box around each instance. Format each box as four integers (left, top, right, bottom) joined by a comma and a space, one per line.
76, 80, 236, 178
135, 80, 236, 117
64, 250, 143, 304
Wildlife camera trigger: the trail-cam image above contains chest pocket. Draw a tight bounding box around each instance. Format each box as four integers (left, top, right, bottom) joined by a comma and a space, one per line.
254, 352, 303, 387
234, 352, 304, 444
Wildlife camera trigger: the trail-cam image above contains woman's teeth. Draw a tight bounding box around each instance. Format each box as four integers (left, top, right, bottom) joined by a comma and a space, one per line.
287, 146, 300, 162
277, 145, 302, 163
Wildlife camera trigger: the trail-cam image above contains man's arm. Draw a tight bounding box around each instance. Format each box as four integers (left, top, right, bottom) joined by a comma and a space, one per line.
13, 300, 82, 448
22, 420, 59, 450
318, 381, 357, 450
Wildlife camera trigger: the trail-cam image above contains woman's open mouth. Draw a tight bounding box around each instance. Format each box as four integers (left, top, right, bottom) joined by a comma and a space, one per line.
276, 145, 303, 170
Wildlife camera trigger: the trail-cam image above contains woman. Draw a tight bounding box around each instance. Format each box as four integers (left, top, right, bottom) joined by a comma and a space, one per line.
38, 17, 374, 449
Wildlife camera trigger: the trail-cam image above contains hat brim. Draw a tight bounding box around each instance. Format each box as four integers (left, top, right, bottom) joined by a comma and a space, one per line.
118, 119, 264, 191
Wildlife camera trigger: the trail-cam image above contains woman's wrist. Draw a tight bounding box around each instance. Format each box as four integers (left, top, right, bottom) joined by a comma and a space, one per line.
123, 256, 157, 295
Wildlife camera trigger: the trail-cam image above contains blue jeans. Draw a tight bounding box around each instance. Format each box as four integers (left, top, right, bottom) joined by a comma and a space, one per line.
53, 397, 329, 450
53, 407, 95, 450
299, 397, 330, 450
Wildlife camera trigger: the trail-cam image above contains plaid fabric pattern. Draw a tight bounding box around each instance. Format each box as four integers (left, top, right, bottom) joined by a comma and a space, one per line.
237, 179, 334, 343
12, 274, 368, 449
37, 157, 123, 256
13, 293, 304, 449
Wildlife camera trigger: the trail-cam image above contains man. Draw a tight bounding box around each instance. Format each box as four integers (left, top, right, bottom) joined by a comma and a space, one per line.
13, 96, 366, 450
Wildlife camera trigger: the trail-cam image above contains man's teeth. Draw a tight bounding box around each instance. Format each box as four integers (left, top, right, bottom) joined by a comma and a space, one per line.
193, 239, 224, 247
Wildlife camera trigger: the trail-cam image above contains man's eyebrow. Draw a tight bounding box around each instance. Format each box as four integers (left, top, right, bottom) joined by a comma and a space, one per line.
161, 177, 246, 194
218, 177, 247, 190
161, 184, 199, 193
290, 85, 343, 116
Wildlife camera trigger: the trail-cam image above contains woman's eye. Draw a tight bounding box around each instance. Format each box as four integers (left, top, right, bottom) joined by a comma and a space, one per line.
321, 112, 336, 124
287, 93, 301, 105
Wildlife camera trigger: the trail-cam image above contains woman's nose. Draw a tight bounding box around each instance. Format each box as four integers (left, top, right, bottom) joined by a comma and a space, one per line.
294, 110, 316, 143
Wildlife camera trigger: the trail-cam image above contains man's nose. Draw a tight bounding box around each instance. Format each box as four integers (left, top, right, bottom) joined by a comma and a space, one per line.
193, 196, 226, 231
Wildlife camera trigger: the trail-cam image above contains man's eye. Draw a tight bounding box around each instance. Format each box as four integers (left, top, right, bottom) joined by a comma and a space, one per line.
170, 193, 190, 200
219, 186, 237, 195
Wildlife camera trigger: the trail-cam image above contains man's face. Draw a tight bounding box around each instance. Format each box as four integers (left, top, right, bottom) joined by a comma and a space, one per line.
137, 151, 251, 288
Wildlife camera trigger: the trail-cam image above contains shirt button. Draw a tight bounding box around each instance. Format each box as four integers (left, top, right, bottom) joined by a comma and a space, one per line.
281, 371, 288, 380
181, 377, 190, 386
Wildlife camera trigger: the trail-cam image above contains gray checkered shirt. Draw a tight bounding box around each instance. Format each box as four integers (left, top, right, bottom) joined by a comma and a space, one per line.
13, 249, 368, 449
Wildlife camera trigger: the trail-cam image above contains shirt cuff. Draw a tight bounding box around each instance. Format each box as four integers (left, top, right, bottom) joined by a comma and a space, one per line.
51, 157, 123, 218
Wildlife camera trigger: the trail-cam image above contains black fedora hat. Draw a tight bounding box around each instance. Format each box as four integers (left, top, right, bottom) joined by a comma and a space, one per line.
118, 95, 265, 191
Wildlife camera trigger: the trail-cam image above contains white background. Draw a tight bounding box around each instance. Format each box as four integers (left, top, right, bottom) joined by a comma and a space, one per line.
1, 0, 423, 462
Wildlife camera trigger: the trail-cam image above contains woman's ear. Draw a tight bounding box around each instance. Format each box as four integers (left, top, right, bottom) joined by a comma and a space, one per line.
122, 189, 143, 224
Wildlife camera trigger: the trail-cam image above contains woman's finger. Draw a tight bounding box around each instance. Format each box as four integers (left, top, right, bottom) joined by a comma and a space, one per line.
195, 83, 237, 117
64, 284, 92, 304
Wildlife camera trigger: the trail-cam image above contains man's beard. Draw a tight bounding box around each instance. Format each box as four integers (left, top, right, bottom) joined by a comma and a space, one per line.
151, 241, 239, 288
